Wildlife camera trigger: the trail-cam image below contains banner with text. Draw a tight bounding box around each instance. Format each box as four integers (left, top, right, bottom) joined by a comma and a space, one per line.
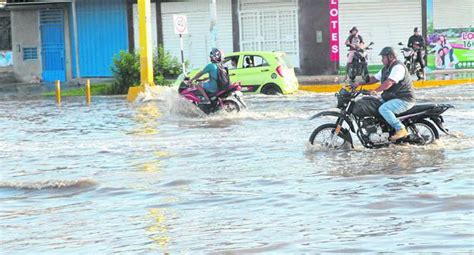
329, 0, 339, 62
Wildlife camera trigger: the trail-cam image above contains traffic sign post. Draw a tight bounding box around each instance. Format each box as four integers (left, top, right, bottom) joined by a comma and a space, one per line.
173, 14, 188, 75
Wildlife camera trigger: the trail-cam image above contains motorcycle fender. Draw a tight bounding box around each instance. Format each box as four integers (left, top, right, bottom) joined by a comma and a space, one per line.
309, 111, 355, 132
431, 116, 450, 135
233, 93, 247, 108
184, 94, 200, 103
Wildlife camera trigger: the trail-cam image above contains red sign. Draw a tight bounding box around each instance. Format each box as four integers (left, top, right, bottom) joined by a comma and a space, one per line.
329, 0, 339, 62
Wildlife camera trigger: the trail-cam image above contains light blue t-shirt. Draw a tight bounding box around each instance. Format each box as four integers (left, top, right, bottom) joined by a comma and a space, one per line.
202, 63, 218, 93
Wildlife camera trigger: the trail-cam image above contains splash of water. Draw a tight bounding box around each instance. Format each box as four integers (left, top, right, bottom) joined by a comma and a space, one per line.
0, 179, 98, 191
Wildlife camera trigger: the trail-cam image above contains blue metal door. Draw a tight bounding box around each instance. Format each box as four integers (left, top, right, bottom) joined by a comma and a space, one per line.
75, 0, 128, 77
40, 9, 66, 82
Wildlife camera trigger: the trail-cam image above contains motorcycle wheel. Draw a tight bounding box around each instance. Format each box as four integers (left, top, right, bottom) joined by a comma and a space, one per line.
405, 61, 411, 73
415, 63, 424, 80
309, 123, 352, 149
362, 66, 370, 83
406, 119, 439, 145
222, 100, 240, 113
348, 66, 356, 82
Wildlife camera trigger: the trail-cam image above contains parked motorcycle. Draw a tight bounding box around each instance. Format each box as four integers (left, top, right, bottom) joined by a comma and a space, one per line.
308, 86, 453, 149
178, 78, 247, 114
398, 42, 424, 80
347, 42, 374, 83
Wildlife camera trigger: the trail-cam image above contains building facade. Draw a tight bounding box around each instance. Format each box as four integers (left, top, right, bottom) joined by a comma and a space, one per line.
5, 0, 473, 82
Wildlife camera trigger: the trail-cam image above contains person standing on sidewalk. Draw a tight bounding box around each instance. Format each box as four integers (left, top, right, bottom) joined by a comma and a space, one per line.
353, 47, 415, 142
344, 26, 365, 81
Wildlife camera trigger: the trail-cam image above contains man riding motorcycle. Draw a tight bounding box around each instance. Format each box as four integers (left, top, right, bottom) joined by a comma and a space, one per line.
187, 48, 224, 103
354, 46, 415, 142
344, 26, 365, 81
407, 27, 426, 77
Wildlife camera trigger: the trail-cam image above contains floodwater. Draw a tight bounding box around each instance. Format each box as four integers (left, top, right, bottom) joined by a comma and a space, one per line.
1, 84, 473, 253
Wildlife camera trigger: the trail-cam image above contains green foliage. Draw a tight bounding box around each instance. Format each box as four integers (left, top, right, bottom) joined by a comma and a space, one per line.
110, 45, 185, 93
153, 46, 183, 80
111, 51, 140, 94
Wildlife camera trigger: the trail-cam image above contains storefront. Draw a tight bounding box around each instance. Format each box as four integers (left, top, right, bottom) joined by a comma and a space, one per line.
238, 0, 300, 67
338, 0, 423, 69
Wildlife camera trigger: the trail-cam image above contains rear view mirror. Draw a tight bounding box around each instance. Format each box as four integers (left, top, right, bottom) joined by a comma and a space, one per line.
369, 42, 374, 46
398, 42, 403, 46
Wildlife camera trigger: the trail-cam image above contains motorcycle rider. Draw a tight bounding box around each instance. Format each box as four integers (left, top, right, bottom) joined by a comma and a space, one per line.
188, 48, 223, 103
354, 47, 415, 142
407, 27, 426, 77
344, 26, 365, 81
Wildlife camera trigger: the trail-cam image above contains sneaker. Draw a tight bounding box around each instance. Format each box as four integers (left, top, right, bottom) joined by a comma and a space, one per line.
390, 128, 409, 142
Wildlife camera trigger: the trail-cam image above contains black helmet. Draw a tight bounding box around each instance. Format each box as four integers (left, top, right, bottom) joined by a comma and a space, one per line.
379, 46, 397, 57
209, 48, 223, 63
349, 26, 358, 33
414, 27, 420, 32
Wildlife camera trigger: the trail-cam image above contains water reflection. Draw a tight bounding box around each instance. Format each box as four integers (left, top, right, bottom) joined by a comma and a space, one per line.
146, 208, 172, 252
131, 102, 162, 136
306, 145, 446, 176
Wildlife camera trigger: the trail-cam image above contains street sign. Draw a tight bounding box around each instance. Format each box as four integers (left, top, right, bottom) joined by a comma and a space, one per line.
173, 14, 188, 34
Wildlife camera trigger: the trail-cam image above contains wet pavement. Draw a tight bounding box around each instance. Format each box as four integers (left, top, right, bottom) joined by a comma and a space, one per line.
0, 85, 473, 253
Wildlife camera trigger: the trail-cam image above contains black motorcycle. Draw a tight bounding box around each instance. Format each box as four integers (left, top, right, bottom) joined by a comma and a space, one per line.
309, 86, 453, 149
347, 42, 374, 83
398, 42, 424, 80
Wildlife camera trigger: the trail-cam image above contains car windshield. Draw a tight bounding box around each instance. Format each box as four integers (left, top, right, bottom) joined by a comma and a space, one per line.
276, 53, 293, 68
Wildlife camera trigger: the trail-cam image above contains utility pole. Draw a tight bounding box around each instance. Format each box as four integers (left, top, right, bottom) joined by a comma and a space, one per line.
127, 0, 155, 101
209, 0, 218, 49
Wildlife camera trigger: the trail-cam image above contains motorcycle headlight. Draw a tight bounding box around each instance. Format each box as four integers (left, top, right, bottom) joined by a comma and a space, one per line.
403, 51, 411, 57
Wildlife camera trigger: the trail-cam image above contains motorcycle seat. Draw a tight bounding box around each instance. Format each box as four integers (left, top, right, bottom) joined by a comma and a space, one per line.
209, 84, 240, 98
396, 104, 437, 116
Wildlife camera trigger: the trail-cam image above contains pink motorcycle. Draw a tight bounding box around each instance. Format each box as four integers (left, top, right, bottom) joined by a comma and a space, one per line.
178, 79, 247, 114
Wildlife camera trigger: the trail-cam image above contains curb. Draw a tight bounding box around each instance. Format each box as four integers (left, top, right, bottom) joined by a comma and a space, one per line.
299, 78, 474, 93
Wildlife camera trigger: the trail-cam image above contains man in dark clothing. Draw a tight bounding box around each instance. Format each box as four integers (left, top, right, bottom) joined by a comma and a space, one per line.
407, 27, 426, 73
354, 47, 415, 142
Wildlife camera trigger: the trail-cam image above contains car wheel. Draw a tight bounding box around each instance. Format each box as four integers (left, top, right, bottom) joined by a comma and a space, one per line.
261, 83, 282, 95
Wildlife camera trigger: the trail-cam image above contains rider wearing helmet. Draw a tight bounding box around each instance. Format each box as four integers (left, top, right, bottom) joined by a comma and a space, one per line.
188, 48, 223, 103
354, 46, 415, 142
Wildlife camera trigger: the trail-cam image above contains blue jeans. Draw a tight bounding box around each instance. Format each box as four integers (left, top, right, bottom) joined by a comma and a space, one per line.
378, 99, 415, 131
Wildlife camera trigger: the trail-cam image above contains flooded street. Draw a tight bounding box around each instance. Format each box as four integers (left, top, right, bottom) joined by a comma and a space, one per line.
1, 85, 473, 253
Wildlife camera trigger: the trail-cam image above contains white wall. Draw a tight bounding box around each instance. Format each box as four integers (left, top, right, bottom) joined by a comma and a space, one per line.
161, 0, 233, 70
338, 0, 422, 66
433, 0, 474, 29
11, 10, 42, 82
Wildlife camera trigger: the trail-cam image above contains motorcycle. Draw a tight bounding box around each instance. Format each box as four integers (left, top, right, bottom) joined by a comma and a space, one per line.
178, 78, 247, 114
308, 86, 453, 149
398, 42, 425, 80
347, 42, 374, 83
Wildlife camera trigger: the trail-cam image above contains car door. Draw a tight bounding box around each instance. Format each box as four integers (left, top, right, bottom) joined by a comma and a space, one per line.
235, 55, 271, 93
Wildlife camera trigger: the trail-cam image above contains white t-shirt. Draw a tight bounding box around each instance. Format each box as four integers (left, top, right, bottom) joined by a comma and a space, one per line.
374, 64, 406, 83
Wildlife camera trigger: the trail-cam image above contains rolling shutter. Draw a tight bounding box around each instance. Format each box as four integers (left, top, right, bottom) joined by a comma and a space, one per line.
338, 0, 422, 66
433, 0, 474, 29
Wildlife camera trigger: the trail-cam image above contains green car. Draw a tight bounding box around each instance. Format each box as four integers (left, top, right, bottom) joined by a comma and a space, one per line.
175, 51, 299, 95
